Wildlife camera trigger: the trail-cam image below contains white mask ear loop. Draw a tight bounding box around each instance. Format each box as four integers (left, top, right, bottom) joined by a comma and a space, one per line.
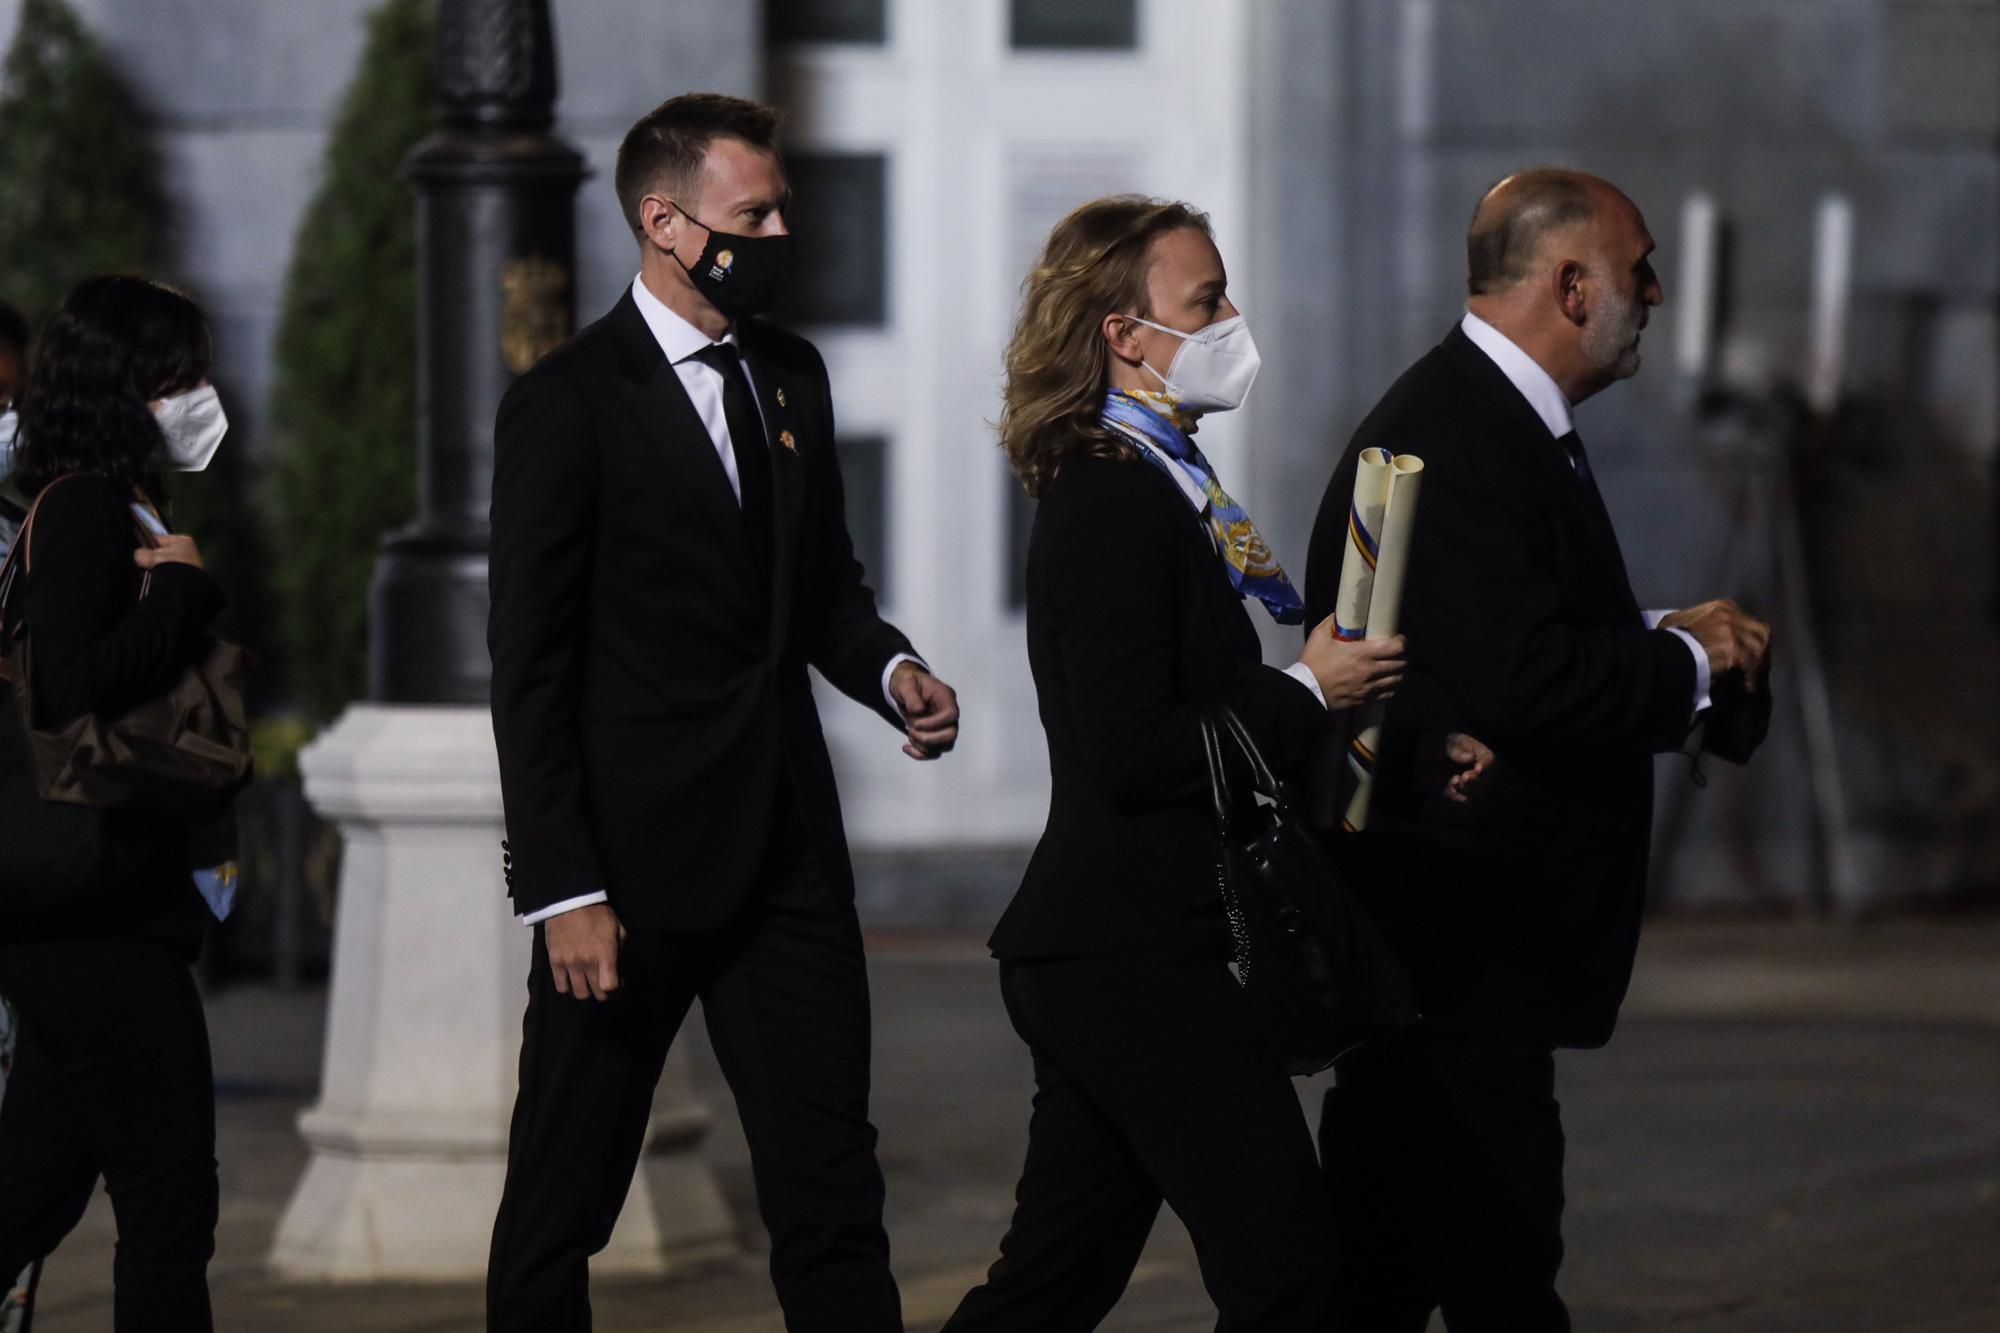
1125, 314, 1192, 399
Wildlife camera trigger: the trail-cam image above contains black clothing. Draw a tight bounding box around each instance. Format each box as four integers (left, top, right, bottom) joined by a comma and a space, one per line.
991, 454, 1331, 963
1322, 1033, 1568, 1332
0, 936, 219, 1333
1303, 326, 1768, 1050
486, 292, 913, 1329
944, 960, 1334, 1332
0, 473, 222, 1331
488, 290, 913, 934
690, 342, 776, 605
8, 473, 219, 946
1303, 326, 1769, 1330
956, 452, 1336, 1329
487, 800, 897, 1332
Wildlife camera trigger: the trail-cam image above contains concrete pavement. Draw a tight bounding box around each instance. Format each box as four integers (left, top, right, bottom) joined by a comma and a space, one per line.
21, 917, 2000, 1331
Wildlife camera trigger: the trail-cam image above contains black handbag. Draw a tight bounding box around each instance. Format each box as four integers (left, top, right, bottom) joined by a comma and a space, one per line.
0, 678, 159, 916
1200, 706, 1420, 1075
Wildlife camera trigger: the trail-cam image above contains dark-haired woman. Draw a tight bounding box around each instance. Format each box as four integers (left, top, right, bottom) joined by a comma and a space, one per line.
945, 198, 1407, 1331
0, 275, 232, 1330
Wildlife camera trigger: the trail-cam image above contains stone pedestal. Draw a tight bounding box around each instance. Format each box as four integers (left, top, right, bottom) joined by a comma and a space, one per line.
269, 704, 734, 1280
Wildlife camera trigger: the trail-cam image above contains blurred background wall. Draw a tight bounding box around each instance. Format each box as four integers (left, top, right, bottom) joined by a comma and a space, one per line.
1, 0, 1992, 942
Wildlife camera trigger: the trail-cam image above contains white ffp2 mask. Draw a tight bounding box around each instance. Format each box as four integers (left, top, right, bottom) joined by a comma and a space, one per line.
152, 384, 228, 472
1131, 313, 1262, 414
0, 408, 18, 480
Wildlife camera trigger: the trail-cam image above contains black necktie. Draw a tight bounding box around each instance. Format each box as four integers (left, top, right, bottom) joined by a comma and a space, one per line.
692, 342, 775, 598
1555, 429, 1595, 486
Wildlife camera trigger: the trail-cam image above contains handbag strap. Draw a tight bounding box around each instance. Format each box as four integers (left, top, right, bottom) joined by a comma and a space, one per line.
0, 475, 95, 681
1198, 711, 1234, 827
1217, 706, 1284, 800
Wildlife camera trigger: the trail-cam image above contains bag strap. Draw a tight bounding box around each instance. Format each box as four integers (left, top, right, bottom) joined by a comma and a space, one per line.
1198, 711, 1234, 828
0, 474, 91, 652
1208, 703, 1301, 816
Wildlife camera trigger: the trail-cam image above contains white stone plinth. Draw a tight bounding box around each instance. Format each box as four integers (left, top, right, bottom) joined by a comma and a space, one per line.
269, 704, 734, 1281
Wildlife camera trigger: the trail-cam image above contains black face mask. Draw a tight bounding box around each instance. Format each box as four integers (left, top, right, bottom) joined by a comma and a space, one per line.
669, 203, 798, 319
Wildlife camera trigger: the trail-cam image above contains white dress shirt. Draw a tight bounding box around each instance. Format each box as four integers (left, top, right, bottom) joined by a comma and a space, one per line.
519, 279, 923, 926
1120, 428, 1329, 709
1459, 311, 1711, 718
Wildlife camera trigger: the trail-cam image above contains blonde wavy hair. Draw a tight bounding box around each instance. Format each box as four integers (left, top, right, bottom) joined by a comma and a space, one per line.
1001, 195, 1212, 498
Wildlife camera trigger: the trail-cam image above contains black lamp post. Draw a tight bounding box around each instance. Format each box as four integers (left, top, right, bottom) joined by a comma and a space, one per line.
369, 0, 586, 703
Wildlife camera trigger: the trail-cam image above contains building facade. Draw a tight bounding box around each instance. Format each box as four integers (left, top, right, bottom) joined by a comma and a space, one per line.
3, 0, 1993, 913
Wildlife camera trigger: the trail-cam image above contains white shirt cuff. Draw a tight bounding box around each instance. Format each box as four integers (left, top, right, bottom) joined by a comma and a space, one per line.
882, 652, 927, 720
1652, 620, 1713, 719
521, 890, 608, 926
1283, 660, 1329, 709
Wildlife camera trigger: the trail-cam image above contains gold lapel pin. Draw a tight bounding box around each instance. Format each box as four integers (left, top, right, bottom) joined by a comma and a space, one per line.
779, 429, 797, 452
775, 387, 788, 407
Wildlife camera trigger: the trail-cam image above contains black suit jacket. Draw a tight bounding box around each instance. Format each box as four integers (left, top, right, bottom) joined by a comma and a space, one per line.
488, 291, 913, 932
1304, 326, 1770, 1048
991, 452, 1333, 962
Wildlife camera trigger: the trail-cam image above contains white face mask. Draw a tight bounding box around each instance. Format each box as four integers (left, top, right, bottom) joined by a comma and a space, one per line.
152, 384, 228, 472
1130, 313, 1263, 414
0, 408, 18, 481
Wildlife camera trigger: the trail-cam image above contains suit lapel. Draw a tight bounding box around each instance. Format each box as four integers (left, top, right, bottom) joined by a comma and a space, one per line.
606, 293, 751, 578
739, 329, 808, 653
1440, 325, 1642, 622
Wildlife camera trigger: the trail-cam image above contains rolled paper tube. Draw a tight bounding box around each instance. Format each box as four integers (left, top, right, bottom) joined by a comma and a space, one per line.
1344, 453, 1425, 832
1331, 447, 1396, 642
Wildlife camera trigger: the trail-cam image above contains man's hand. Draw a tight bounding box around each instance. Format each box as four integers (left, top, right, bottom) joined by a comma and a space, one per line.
1660, 599, 1772, 692
544, 902, 626, 1001
889, 662, 960, 761
1443, 733, 1495, 805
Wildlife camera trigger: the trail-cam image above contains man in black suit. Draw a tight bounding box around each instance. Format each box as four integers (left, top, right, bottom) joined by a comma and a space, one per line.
1304, 168, 1771, 1330
485, 93, 959, 1331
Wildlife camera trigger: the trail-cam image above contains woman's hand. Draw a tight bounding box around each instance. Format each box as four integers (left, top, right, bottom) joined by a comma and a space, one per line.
1443, 733, 1495, 804
1298, 617, 1405, 710
135, 534, 205, 571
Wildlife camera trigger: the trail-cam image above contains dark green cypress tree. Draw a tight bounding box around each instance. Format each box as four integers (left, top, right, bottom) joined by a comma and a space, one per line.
266, 0, 437, 722
0, 0, 165, 328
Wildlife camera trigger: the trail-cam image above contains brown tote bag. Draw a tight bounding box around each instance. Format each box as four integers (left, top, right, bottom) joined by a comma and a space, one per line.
0, 476, 252, 817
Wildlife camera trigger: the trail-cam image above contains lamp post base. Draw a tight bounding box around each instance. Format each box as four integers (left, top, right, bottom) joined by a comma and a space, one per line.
268, 705, 735, 1280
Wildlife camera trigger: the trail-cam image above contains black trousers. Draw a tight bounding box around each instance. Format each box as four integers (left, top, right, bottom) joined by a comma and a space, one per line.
1320, 1031, 1569, 1332
486, 803, 899, 1332
945, 958, 1333, 1332
0, 936, 218, 1332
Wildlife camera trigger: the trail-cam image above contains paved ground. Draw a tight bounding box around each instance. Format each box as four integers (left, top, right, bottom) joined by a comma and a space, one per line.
21, 917, 2000, 1331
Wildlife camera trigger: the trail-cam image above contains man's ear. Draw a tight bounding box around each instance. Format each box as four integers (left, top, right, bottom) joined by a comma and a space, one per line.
638, 195, 678, 253
1554, 259, 1588, 327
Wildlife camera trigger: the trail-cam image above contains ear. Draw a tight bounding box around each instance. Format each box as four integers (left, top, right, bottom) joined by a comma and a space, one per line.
1101, 312, 1146, 366
1554, 259, 1588, 327
638, 195, 680, 252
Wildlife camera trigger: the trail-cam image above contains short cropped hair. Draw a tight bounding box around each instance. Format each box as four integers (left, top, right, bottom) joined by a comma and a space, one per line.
614, 93, 783, 239
1466, 168, 1600, 296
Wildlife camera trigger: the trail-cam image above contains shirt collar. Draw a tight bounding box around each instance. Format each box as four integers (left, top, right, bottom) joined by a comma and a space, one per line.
1459, 310, 1573, 439
631, 273, 737, 365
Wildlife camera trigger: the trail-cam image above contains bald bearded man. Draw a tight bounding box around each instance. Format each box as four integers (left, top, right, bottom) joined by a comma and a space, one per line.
1302, 169, 1772, 1329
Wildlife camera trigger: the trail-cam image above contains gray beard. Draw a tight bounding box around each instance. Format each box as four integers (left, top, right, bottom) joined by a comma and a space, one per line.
1585, 287, 1644, 380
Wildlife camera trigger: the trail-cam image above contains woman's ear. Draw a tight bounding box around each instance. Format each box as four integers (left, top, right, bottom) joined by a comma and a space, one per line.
1102, 312, 1143, 366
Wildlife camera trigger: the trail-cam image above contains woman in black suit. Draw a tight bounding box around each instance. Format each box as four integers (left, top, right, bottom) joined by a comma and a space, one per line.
945, 198, 1406, 1331
0, 277, 232, 1330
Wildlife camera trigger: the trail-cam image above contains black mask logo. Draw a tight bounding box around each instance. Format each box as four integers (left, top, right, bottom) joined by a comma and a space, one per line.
671, 204, 798, 319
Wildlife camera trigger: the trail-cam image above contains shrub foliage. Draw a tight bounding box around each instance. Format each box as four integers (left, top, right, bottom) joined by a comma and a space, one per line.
266, 0, 437, 722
